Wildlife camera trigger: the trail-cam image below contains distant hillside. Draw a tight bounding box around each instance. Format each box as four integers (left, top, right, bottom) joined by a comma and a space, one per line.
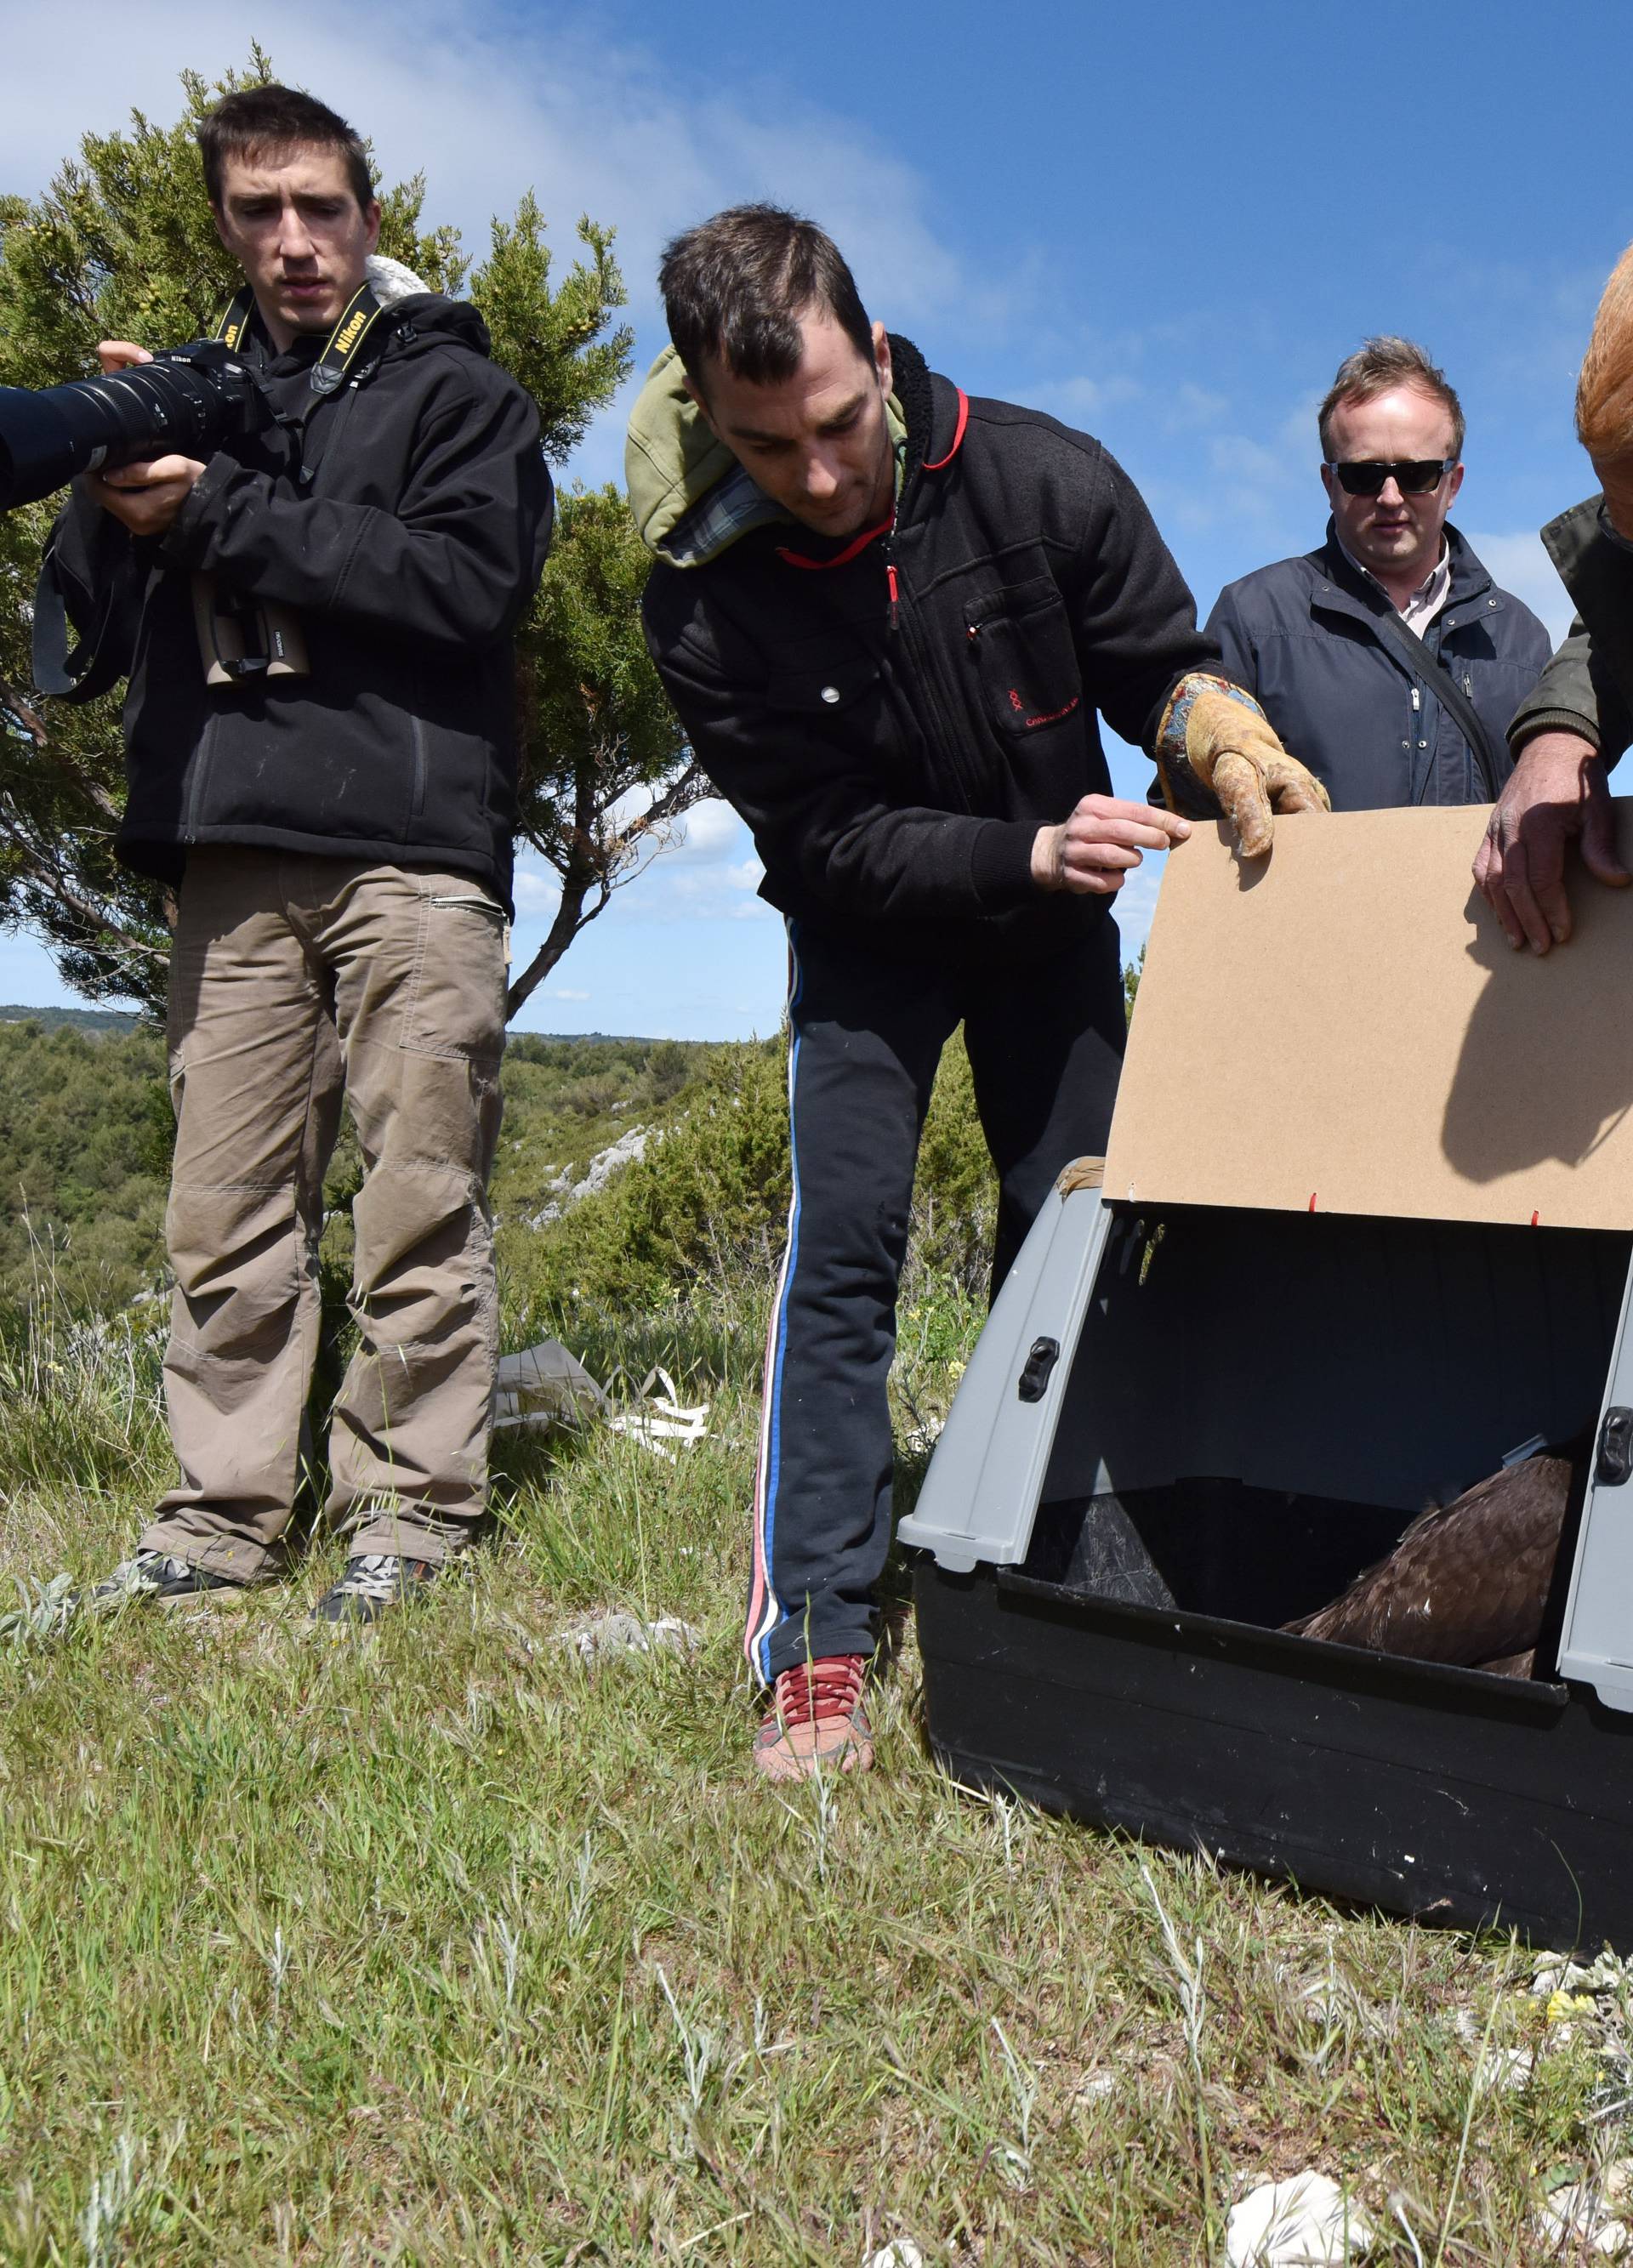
0, 1003, 143, 1036
0, 1021, 720, 1316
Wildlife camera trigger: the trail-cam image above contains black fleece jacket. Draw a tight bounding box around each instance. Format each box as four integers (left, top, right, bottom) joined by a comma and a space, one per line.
640, 336, 1220, 965
42, 296, 552, 910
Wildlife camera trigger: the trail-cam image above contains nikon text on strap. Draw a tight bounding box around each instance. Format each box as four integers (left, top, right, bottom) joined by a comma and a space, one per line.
214, 282, 389, 396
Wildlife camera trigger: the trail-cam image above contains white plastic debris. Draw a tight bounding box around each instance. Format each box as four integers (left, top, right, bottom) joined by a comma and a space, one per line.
493, 1342, 709, 1459
864, 2244, 924, 2268
1225, 2174, 1374, 2265
601, 1366, 711, 1460
555, 1609, 702, 1664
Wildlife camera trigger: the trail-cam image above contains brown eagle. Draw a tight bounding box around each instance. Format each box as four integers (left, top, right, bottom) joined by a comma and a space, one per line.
1282, 1449, 1584, 1679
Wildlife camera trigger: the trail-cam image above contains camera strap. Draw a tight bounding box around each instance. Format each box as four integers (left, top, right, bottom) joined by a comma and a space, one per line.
214, 282, 390, 398
1368, 606, 1511, 802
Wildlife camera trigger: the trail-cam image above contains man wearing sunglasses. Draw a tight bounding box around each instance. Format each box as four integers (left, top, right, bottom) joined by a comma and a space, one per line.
1207, 338, 1550, 811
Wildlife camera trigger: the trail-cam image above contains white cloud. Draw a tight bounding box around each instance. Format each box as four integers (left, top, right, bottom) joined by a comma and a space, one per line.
511, 862, 563, 914
1464, 528, 1573, 648
549, 986, 589, 1001
5, 0, 989, 495
674, 798, 742, 859
1032, 372, 1143, 424
1110, 848, 1167, 963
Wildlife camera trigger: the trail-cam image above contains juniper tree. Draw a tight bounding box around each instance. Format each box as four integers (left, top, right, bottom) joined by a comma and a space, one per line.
0, 49, 697, 1018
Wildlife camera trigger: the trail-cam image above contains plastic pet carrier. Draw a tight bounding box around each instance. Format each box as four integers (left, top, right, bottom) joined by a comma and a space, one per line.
902, 809, 1633, 1950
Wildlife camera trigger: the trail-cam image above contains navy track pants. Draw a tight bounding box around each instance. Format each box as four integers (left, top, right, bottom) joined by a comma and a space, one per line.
744, 914, 1127, 1681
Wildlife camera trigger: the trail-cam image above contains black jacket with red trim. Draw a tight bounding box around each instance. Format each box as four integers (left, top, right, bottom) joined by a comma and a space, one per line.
639, 333, 1220, 964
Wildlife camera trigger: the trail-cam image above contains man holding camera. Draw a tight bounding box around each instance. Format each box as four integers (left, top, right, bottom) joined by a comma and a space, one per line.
1206, 338, 1550, 810
43, 85, 551, 1621
629, 204, 1326, 1780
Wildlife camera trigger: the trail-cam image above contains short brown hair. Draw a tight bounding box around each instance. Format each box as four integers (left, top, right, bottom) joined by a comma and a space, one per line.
658, 204, 873, 387
1317, 337, 1465, 461
1577, 243, 1633, 467
196, 84, 373, 213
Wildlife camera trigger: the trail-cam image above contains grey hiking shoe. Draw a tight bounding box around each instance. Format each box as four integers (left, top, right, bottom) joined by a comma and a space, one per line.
88, 1549, 246, 1610
311, 1552, 439, 1628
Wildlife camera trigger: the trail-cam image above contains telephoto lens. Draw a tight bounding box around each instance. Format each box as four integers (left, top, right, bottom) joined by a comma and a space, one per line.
0, 344, 263, 511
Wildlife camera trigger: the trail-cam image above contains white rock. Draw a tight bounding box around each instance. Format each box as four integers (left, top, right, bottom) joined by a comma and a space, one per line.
1537, 2186, 1631, 2254
1475, 2046, 1535, 2095
1532, 1950, 1628, 1997
1604, 2160, 1633, 2209
556, 1609, 702, 1663
1226, 2174, 1375, 2265
864, 2244, 924, 2268
526, 1127, 651, 1226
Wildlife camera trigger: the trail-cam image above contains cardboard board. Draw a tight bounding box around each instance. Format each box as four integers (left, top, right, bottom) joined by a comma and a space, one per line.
1103, 803, 1633, 1231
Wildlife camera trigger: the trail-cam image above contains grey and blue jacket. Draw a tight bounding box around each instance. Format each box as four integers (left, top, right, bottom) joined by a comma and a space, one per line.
1207, 524, 1551, 809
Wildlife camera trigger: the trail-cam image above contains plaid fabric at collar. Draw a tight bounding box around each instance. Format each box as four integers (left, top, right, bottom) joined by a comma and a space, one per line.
661, 461, 788, 568
659, 394, 912, 571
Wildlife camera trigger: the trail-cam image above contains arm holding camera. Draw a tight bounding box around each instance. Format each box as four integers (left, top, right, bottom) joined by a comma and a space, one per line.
78, 343, 205, 539
157, 365, 547, 651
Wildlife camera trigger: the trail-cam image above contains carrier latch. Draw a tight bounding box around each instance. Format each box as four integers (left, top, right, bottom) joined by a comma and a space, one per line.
1596, 1407, 1633, 1487
1016, 1336, 1061, 1403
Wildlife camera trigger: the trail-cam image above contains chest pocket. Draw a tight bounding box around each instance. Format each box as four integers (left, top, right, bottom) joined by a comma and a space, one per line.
966, 577, 1083, 737
765, 655, 880, 719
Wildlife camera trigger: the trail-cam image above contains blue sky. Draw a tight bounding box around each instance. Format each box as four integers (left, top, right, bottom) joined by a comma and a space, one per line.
3, 0, 1625, 1035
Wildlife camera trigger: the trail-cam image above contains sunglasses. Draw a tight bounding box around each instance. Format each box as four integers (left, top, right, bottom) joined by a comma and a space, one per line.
1325, 458, 1456, 497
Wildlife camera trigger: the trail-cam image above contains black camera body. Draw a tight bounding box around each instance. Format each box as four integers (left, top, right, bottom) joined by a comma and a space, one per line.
0, 341, 271, 512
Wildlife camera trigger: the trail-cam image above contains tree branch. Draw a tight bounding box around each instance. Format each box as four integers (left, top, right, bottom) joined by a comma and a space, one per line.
0, 793, 170, 963
0, 672, 125, 826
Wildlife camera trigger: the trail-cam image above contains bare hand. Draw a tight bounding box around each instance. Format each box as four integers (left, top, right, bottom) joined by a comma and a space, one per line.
95, 340, 152, 375
83, 453, 206, 537
1473, 730, 1630, 954
1032, 795, 1191, 896
78, 343, 204, 534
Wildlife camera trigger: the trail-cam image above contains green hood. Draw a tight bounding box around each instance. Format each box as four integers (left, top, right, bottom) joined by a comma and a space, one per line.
624, 344, 908, 571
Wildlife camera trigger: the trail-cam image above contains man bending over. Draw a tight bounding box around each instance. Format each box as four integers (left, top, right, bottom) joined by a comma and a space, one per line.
628, 205, 1324, 1778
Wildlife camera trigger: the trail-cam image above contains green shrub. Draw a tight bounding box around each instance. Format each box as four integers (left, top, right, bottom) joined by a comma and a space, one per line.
507, 1027, 999, 1333
0, 1021, 171, 1310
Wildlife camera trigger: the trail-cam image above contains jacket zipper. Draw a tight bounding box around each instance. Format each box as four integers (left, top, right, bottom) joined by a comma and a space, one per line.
890, 545, 986, 814
880, 489, 902, 635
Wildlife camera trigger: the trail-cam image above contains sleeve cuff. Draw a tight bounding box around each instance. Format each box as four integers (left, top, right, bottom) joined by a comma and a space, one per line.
970, 818, 1044, 911
1508, 707, 1602, 756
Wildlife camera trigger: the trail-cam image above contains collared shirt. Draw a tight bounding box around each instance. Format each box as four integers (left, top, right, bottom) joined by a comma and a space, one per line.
1338, 535, 1453, 639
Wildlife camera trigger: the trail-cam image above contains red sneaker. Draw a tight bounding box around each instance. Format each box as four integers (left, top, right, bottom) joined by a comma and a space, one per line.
754, 1653, 874, 1782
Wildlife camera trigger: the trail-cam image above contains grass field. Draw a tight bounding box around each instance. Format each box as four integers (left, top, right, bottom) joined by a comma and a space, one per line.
1, 1270, 1630, 2265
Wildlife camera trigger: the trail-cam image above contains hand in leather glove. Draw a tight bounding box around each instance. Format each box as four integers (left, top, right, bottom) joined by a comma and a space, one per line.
1156, 676, 1330, 859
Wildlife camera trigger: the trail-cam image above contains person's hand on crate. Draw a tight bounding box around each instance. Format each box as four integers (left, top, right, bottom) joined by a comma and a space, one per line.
1475, 730, 1630, 954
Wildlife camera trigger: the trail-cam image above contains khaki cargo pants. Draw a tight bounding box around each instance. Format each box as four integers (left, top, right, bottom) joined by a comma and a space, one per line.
141, 849, 507, 1582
